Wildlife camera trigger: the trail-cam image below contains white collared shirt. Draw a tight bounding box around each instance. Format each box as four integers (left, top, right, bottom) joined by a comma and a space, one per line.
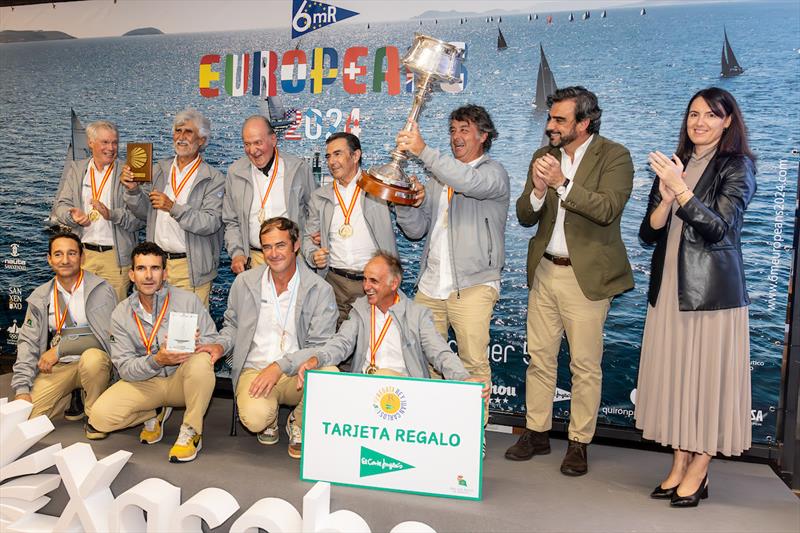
49, 277, 88, 364
154, 156, 201, 253
418, 157, 500, 299
80, 160, 115, 246
245, 268, 300, 370
530, 134, 594, 257
248, 158, 287, 248
328, 171, 377, 271
362, 305, 406, 375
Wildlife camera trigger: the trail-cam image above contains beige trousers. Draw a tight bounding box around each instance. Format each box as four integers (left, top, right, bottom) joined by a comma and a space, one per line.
524, 260, 611, 443
29, 348, 111, 420
249, 250, 266, 268
82, 248, 130, 301
325, 270, 365, 329
89, 352, 216, 434
415, 285, 498, 425
166, 257, 211, 307
235, 366, 339, 432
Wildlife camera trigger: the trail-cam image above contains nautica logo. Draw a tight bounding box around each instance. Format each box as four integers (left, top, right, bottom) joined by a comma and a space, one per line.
292, 0, 359, 38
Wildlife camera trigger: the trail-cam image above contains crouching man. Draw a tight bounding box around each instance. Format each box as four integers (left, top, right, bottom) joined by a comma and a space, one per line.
89, 242, 220, 463
199, 217, 338, 458
12, 231, 116, 439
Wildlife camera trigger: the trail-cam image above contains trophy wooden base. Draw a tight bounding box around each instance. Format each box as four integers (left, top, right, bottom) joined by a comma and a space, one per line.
358, 172, 417, 206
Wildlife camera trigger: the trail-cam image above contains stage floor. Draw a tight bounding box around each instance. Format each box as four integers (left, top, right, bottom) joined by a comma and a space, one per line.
3, 380, 799, 532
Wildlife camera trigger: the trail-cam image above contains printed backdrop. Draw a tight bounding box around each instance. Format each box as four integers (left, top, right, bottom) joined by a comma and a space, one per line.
1, 1, 798, 445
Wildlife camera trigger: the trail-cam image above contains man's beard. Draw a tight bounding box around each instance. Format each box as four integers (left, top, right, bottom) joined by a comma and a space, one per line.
546, 127, 577, 148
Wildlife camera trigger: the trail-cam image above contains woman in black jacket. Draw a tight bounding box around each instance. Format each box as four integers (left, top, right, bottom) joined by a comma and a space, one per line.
634, 87, 756, 507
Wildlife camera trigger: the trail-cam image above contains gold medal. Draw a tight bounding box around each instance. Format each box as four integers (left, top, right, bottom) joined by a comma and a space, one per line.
88, 209, 101, 222
366, 365, 378, 375
440, 211, 448, 228
258, 209, 266, 224
51, 333, 62, 348
338, 223, 354, 238
280, 332, 287, 352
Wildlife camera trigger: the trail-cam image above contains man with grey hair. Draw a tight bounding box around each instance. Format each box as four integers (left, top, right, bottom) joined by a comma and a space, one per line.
53, 120, 143, 301
121, 108, 225, 306
223, 115, 316, 275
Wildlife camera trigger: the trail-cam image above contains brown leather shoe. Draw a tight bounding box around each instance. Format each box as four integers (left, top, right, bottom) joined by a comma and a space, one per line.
504, 429, 550, 461
560, 439, 588, 476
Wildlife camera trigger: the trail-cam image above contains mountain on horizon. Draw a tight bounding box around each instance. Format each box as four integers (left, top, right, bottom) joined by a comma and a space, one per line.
0, 30, 75, 44
413, 9, 516, 20
123, 27, 164, 37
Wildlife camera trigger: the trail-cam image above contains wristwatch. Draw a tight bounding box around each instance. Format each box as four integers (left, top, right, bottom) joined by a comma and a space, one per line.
556, 178, 571, 196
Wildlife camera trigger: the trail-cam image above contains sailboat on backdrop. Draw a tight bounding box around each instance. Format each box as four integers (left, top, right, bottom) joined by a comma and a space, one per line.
259, 95, 293, 131
721, 28, 744, 77
49, 109, 91, 228
533, 44, 558, 146
497, 28, 508, 50
640, 8, 647, 16
602, 10, 607, 18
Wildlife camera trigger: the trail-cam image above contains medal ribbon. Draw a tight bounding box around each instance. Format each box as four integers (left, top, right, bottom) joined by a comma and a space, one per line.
267, 268, 298, 353
53, 270, 84, 334
132, 293, 170, 356
90, 161, 115, 202
258, 148, 281, 211
369, 294, 400, 369
171, 157, 202, 199
332, 180, 361, 227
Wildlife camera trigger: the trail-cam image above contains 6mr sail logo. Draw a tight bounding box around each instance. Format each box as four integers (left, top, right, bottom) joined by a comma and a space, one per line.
292, 0, 359, 38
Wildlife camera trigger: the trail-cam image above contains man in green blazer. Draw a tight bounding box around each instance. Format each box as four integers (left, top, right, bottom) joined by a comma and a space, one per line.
505, 87, 634, 476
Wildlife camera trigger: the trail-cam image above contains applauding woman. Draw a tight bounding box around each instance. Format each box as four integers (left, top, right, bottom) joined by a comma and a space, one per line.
635, 87, 757, 507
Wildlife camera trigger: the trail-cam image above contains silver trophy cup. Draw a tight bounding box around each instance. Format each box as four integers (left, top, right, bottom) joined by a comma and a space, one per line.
359, 34, 464, 205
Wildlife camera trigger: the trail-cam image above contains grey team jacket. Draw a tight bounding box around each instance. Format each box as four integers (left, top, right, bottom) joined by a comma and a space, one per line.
51, 158, 143, 267
283, 292, 471, 381
223, 153, 317, 260
124, 158, 225, 287
109, 284, 218, 382
12, 271, 117, 394
301, 171, 397, 275
216, 260, 338, 388
396, 147, 510, 292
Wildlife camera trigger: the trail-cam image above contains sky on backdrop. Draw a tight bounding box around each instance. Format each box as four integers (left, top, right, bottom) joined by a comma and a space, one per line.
0, 0, 741, 38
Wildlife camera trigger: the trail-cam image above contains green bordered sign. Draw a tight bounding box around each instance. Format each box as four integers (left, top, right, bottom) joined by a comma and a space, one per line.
300, 371, 484, 500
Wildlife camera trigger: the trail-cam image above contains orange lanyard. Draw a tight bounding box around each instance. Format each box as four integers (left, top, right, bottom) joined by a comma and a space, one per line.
332, 180, 361, 225
132, 293, 170, 355
369, 294, 400, 368
258, 148, 280, 210
90, 162, 114, 201
447, 186, 454, 202
171, 157, 202, 199
53, 270, 83, 333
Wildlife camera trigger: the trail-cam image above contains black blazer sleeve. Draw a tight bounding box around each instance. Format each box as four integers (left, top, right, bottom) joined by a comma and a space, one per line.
675, 156, 756, 244
638, 174, 666, 246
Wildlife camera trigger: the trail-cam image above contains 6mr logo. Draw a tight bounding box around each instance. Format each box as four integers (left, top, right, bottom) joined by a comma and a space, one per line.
292, 0, 359, 38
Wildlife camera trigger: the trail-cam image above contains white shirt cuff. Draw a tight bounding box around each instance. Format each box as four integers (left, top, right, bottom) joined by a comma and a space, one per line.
530, 190, 546, 211
558, 179, 575, 200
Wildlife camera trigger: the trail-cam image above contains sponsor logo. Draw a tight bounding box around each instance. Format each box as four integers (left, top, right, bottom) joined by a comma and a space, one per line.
457, 475, 467, 487
291, 0, 359, 38
553, 387, 571, 402
4, 244, 27, 271
491, 384, 517, 397
751, 407, 775, 427
359, 446, 413, 477
373, 386, 407, 422
5, 319, 20, 346
8, 285, 23, 310
601, 406, 634, 418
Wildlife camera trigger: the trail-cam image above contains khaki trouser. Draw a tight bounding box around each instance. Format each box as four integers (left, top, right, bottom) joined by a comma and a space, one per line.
524, 260, 611, 443
29, 348, 111, 420
325, 270, 365, 329
235, 366, 339, 432
166, 257, 211, 307
249, 250, 266, 268
82, 248, 130, 301
415, 285, 498, 425
89, 352, 216, 434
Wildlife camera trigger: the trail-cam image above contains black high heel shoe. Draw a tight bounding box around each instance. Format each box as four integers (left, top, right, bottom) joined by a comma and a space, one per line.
670, 475, 709, 507
650, 483, 678, 499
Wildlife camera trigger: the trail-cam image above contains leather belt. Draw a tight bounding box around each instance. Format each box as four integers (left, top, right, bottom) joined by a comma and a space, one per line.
329, 267, 365, 281
83, 243, 113, 253
543, 252, 572, 266
165, 252, 187, 260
